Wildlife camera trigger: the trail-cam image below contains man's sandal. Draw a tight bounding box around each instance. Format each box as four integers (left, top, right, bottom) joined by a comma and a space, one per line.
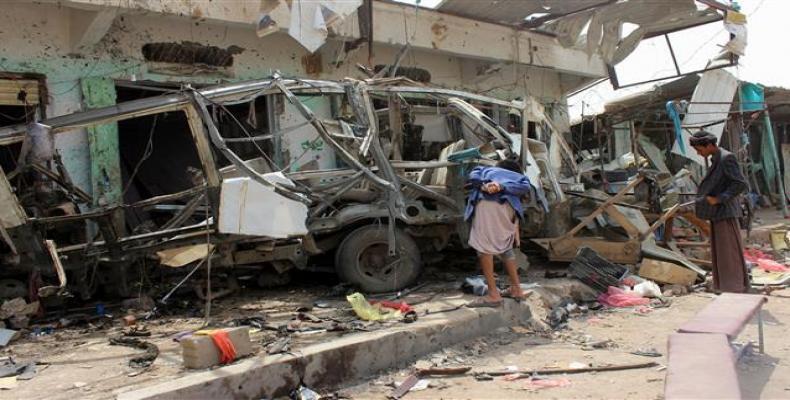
501, 288, 532, 302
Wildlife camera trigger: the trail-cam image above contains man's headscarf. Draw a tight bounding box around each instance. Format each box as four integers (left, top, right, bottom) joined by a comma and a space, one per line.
689, 130, 717, 147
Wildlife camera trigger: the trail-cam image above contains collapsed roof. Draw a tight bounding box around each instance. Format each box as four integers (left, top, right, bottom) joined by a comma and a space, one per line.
429, 0, 726, 65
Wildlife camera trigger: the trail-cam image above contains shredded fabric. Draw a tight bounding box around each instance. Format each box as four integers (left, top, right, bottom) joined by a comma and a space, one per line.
196, 330, 237, 364
523, 377, 572, 390
597, 286, 650, 308
346, 293, 402, 321
368, 300, 413, 314
744, 249, 789, 272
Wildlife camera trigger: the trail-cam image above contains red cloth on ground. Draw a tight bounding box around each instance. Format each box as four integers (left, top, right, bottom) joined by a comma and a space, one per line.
744, 248, 789, 272
597, 286, 650, 307
209, 330, 237, 364
369, 300, 413, 313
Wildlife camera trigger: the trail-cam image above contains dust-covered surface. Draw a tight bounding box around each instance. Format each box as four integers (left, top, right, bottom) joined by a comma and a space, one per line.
0, 266, 476, 399
343, 291, 790, 400
3, 208, 790, 399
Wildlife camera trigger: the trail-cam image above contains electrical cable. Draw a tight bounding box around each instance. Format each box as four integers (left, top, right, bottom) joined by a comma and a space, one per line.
121, 114, 158, 198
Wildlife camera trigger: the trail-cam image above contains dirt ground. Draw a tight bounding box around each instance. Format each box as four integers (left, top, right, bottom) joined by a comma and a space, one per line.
0, 271, 471, 400
1, 284, 356, 399
2, 210, 789, 399
344, 290, 790, 400
341, 208, 790, 400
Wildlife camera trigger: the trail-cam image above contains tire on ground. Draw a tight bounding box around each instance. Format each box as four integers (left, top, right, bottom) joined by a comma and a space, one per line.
335, 224, 421, 293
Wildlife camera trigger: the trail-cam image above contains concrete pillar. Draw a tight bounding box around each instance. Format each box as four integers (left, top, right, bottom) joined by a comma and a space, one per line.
80, 77, 121, 207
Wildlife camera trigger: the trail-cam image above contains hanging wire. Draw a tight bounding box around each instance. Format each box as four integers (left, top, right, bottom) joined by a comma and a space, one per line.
121, 114, 158, 198
192, 90, 278, 169
159, 242, 215, 305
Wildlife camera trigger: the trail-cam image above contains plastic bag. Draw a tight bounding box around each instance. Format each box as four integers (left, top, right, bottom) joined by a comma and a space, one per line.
346, 292, 402, 321
461, 276, 488, 296
628, 281, 662, 298
598, 286, 650, 307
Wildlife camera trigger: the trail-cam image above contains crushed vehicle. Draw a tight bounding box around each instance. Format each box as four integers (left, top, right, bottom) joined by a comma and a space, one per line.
0, 75, 577, 299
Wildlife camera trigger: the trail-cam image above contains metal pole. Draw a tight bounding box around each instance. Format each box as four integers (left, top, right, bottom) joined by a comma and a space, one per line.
763, 109, 788, 217
757, 310, 765, 354
630, 119, 641, 167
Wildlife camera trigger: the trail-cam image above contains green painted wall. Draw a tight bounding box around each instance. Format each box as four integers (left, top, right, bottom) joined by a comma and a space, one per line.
81, 77, 122, 207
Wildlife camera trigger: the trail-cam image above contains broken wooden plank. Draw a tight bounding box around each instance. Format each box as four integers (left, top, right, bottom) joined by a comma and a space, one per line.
417, 366, 471, 376
478, 361, 658, 377
389, 374, 420, 399
639, 258, 698, 286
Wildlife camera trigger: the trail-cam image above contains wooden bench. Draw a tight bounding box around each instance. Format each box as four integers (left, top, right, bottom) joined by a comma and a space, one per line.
665, 294, 769, 400
665, 333, 740, 400
678, 293, 768, 353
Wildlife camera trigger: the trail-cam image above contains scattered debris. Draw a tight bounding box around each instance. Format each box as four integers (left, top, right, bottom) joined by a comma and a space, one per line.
569, 248, 629, 293
474, 373, 494, 381
389, 374, 420, 399
0, 298, 38, 321
745, 249, 790, 272
292, 384, 321, 400
479, 361, 658, 377
416, 366, 471, 377
598, 287, 650, 308
109, 336, 160, 368
297, 312, 323, 323
461, 276, 488, 296
631, 348, 663, 358
266, 336, 292, 355
639, 258, 698, 286
0, 329, 19, 347
15, 363, 37, 381
0, 358, 36, 379
231, 316, 267, 330
581, 339, 615, 351
568, 361, 589, 369
347, 293, 401, 321
121, 296, 156, 312
122, 315, 137, 326
522, 377, 572, 391
662, 284, 690, 297
124, 326, 151, 337
626, 280, 663, 298
409, 379, 430, 392
547, 302, 572, 329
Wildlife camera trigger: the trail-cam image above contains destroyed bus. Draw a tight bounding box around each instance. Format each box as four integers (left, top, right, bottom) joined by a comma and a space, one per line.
0, 75, 573, 300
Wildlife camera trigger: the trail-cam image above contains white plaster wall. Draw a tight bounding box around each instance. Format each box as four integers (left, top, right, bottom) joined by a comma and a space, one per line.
0, 2, 572, 193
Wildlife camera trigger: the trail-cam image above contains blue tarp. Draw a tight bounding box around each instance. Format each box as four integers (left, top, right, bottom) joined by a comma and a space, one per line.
740, 82, 765, 112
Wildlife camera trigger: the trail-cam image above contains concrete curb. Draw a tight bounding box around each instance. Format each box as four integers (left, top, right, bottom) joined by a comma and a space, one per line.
117, 300, 532, 399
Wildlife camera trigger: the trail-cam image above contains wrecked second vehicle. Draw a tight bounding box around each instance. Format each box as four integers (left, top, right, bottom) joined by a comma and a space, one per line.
0, 75, 573, 299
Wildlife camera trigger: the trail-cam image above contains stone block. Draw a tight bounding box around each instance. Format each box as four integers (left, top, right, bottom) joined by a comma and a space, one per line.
181, 327, 253, 369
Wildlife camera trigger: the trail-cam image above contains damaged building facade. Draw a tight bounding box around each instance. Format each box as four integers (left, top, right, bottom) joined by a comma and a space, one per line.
0, 0, 741, 300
